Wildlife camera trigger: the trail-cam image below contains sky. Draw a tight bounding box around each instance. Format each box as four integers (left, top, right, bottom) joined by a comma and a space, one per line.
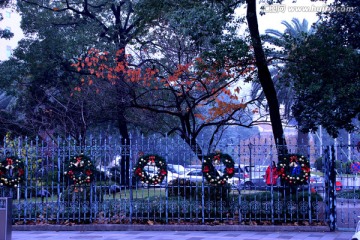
256, 0, 329, 33
235, 0, 331, 99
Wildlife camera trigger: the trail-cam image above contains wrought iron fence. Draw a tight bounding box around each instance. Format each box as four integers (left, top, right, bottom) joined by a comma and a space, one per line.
0, 134, 359, 229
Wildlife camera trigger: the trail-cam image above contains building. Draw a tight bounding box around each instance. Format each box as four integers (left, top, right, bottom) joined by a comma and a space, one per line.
0, 6, 24, 61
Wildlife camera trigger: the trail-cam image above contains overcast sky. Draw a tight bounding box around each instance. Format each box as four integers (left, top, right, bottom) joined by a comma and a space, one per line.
234, 0, 331, 98
255, 0, 329, 33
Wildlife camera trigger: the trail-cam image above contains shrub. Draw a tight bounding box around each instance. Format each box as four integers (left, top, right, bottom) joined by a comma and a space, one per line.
168, 178, 231, 201
168, 178, 197, 198
335, 160, 352, 174
314, 157, 323, 171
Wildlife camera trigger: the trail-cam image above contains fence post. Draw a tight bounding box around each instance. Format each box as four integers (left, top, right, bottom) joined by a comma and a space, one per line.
0, 197, 12, 240
324, 146, 337, 231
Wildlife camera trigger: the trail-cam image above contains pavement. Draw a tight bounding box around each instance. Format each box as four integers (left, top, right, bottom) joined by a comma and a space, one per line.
11, 230, 354, 240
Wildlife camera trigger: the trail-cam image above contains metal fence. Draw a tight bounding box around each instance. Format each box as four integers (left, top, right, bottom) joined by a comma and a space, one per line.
0, 134, 359, 229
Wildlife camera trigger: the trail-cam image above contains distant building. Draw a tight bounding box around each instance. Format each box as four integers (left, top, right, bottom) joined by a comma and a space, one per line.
0, 7, 24, 61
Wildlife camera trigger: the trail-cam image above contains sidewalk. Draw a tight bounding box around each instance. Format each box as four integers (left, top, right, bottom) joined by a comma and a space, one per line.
12, 230, 353, 240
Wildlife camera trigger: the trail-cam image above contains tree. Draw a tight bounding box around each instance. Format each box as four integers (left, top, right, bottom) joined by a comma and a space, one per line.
284, 26, 360, 138
320, 0, 360, 49
276, 0, 360, 138
17, 0, 290, 158
260, 18, 316, 150
253, 18, 316, 118
264, 18, 315, 48
246, 0, 287, 154
15, 0, 256, 184
74, 36, 256, 159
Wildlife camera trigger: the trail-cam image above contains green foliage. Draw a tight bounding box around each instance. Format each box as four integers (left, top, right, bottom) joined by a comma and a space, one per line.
241, 191, 282, 202
64, 155, 97, 185
133, 154, 167, 185
0, 156, 25, 187
60, 185, 105, 202
168, 178, 196, 198
335, 160, 353, 174
287, 26, 360, 138
202, 153, 235, 185
278, 154, 310, 186
168, 178, 231, 201
314, 157, 323, 172
239, 191, 322, 202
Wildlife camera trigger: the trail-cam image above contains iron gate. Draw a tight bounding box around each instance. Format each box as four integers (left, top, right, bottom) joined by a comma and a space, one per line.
0, 134, 358, 229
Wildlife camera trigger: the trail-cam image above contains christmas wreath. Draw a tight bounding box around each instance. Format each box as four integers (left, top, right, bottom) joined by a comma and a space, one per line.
0, 156, 25, 187
133, 154, 167, 185
277, 154, 310, 185
64, 154, 96, 185
202, 152, 235, 185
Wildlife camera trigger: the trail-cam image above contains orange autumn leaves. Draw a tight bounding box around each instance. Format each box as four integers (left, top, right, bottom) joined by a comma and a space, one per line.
72, 48, 250, 121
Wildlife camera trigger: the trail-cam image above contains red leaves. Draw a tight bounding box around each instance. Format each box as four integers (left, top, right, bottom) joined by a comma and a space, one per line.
71, 47, 255, 125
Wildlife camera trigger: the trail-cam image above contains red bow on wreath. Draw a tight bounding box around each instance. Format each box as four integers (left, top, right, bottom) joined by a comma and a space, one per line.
226, 168, 234, 175
290, 155, 298, 162
148, 156, 156, 163
135, 168, 142, 176
203, 165, 210, 173
160, 169, 167, 175
6, 158, 13, 165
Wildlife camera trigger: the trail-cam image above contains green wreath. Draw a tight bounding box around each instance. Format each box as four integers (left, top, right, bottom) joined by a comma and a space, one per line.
277, 154, 310, 185
64, 154, 96, 185
202, 152, 235, 185
0, 156, 25, 187
133, 154, 167, 185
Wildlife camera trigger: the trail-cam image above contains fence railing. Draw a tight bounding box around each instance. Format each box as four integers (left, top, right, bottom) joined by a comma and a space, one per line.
0, 134, 359, 229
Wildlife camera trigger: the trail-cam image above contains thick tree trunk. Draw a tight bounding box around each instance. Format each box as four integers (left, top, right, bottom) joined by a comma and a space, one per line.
185, 137, 204, 161
246, 0, 288, 155
118, 110, 130, 186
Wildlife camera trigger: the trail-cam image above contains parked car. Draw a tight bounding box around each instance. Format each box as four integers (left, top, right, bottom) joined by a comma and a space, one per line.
242, 165, 269, 189
168, 164, 188, 176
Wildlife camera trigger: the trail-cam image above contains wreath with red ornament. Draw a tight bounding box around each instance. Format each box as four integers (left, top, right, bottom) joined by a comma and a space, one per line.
277, 154, 310, 186
64, 154, 96, 185
0, 156, 25, 187
202, 152, 235, 185
133, 154, 167, 185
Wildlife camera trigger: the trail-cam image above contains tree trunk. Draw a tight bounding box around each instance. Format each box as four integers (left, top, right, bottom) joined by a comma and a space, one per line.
246, 0, 288, 155
118, 110, 130, 186
297, 130, 308, 156
185, 137, 204, 161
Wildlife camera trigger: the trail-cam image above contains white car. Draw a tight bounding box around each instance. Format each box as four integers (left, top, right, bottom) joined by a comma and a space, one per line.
167, 164, 188, 176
